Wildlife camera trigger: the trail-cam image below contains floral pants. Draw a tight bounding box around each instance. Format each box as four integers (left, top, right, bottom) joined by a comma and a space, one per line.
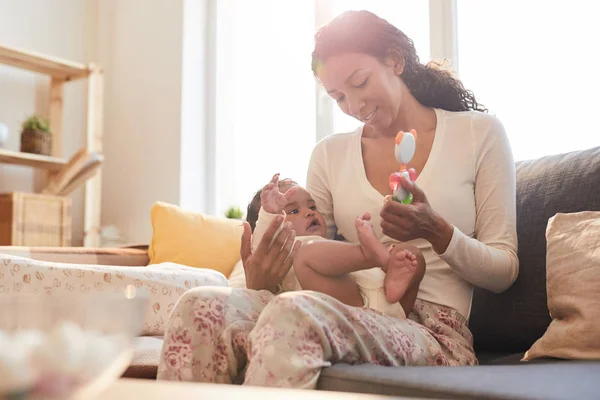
157, 287, 477, 389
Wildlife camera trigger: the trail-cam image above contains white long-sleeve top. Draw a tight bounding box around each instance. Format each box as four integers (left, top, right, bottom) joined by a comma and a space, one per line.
306, 108, 519, 319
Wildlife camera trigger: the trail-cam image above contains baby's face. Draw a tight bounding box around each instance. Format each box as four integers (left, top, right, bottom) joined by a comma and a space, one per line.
282, 187, 327, 237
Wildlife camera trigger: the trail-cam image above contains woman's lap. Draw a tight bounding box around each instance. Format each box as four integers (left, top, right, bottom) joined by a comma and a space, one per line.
245, 291, 476, 388
157, 286, 274, 382
157, 287, 476, 387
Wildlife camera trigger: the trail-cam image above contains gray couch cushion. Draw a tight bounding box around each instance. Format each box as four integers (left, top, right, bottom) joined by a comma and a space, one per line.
122, 336, 163, 379
319, 362, 600, 399
476, 352, 564, 366
469, 146, 600, 354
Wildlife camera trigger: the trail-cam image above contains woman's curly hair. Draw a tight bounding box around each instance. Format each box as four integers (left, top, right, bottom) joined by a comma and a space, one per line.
311, 10, 487, 113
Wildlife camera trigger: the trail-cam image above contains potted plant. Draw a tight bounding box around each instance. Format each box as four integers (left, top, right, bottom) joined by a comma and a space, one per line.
225, 206, 244, 220
20, 115, 52, 156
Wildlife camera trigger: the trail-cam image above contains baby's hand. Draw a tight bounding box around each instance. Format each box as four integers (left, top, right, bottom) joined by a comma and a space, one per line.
261, 173, 298, 214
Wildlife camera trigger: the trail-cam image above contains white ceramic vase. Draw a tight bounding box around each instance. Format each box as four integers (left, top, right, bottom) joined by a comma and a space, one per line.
0, 122, 8, 147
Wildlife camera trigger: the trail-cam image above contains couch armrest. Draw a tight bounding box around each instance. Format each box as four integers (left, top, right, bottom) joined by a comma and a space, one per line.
0, 246, 149, 266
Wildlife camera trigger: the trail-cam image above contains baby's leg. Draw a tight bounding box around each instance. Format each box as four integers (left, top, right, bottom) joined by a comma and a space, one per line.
293, 213, 386, 278
384, 243, 426, 316
354, 212, 391, 267
293, 213, 395, 308
293, 240, 367, 307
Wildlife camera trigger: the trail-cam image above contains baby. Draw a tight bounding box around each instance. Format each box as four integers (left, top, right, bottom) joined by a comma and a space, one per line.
247, 174, 426, 318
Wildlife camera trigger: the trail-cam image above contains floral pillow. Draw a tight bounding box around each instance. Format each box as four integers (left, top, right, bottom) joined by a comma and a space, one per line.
0, 255, 228, 336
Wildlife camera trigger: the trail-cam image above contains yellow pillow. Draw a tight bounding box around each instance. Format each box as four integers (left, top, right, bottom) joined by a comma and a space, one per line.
148, 202, 244, 277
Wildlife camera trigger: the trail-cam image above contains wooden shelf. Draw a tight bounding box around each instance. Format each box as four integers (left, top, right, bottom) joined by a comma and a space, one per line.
0, 41, 103, 246
0, 148, 67, 171
0, 44, 92, 81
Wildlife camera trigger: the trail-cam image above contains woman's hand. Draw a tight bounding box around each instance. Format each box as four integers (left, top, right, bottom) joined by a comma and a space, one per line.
380, 176, 454, 254
240, 215, 300, 293
261, 173, 298, 214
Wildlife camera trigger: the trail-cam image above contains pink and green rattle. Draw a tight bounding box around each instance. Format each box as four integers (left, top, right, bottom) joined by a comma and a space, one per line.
389, 129, 418, 204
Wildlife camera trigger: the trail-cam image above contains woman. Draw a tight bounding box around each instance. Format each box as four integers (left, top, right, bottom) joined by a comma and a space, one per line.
157, 10, 518, 388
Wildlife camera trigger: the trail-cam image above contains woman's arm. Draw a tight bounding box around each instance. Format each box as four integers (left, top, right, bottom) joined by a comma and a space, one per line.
232, 175, 301, 292
239, 215, 299, 293
306, 140, 337, 240
381, 118, 518, 293
435, 119, 518, 293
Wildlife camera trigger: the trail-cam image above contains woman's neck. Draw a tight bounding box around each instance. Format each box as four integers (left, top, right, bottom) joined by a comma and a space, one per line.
371, 89, 437, 138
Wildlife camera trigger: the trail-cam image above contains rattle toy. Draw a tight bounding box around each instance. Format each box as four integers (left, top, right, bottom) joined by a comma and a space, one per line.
389, 129, 417, 204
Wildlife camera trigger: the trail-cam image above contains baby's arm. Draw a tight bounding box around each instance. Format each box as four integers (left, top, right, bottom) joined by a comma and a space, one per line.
228, 259, 247, 288
251, 173, 298, 252
251, 207, 286, 253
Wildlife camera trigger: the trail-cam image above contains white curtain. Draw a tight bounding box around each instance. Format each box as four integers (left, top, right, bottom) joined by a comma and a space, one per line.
214, 0, 317, 217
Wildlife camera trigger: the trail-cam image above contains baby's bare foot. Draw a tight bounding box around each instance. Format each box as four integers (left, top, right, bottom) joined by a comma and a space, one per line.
384, 248, 418, 304
355, 212, 389, 267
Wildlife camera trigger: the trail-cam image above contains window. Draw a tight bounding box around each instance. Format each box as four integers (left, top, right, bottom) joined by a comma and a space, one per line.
214, 0, 316, 217
322, 0, 431, 134
212, 1, 436, 216
457, 0, 600, 161
209, 1, 597, 217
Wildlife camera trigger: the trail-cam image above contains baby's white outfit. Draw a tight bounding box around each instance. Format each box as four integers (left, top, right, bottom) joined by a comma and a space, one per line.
251, 208, 406, 319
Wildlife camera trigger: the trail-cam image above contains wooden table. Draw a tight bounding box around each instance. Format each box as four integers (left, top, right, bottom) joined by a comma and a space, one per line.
95, 378, 424, 399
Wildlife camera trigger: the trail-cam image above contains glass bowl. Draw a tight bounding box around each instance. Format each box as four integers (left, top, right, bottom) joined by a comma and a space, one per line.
0, 286, 147, 399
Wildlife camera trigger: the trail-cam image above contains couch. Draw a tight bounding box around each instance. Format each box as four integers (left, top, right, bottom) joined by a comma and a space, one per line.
1, 146, 599, 399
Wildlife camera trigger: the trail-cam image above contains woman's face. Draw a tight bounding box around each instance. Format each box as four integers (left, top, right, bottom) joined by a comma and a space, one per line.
317, 52, 404, 131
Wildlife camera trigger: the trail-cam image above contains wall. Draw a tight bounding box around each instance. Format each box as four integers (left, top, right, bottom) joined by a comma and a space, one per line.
1, 0, 210, 246
0, 0, 90, 245
94, 0, 185, 245
95, 0, 212, 245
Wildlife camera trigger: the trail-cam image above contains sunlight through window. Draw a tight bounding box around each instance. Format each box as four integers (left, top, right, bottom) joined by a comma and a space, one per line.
215, 0, 316, 216
457, 0, 600, 161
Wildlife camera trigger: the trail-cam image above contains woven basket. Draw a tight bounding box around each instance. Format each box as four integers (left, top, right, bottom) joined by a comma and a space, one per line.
21, 128, 52, 156
0, 192, 71, 246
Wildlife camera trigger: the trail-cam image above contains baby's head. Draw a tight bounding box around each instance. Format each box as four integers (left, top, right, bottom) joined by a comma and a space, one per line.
246, 178, 327, 237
